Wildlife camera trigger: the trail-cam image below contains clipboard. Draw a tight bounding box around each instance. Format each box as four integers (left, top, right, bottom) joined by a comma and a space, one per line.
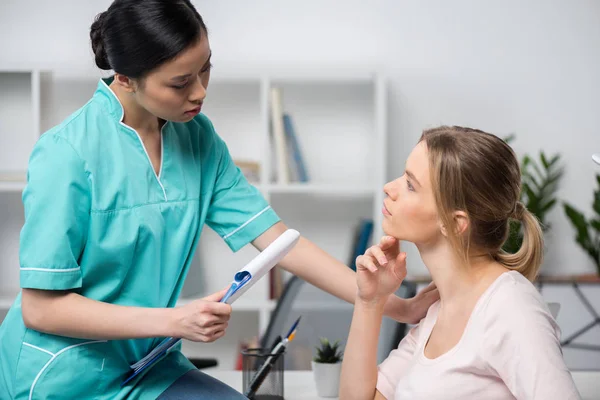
121, 229, 301, 386
220, 228, 300, 304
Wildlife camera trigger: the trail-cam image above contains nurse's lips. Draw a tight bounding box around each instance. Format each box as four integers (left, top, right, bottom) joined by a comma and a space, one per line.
185, 105, 202, 116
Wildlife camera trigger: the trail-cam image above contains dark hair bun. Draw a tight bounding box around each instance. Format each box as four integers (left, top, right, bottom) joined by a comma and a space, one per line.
88, 0, 207, 78
90, 12, 111, 70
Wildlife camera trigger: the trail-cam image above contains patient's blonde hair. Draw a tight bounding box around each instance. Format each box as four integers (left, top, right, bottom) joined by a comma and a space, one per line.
420, 126, 543, 281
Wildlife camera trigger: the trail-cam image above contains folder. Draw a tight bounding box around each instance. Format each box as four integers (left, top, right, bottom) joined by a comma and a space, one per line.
121, 229, 301, 386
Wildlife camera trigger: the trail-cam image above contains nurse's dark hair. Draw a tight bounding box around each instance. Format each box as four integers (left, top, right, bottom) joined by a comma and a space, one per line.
90, 0, 207, 78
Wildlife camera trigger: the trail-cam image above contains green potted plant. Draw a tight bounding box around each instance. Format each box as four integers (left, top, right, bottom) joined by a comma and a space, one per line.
311, 337, 344, 398
502, 135, 564, 258
563, 174, 600, 279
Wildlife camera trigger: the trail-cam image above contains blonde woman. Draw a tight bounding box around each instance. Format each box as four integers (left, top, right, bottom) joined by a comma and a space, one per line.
340, 126, 580, 400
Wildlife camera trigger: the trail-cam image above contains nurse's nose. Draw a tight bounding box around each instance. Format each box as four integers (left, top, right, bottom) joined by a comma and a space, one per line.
189, 77, 207, 104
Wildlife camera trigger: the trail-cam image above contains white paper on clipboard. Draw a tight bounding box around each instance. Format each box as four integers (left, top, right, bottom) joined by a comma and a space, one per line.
220, 229, 300, 304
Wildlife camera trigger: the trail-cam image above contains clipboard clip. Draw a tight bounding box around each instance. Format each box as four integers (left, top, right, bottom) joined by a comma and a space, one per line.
221, 271, 252, 304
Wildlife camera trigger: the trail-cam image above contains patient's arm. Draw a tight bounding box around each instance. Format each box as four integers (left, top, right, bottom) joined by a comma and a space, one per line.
340, 300, 387, 399
373, 322, 421, 399
340, 298, 422, 400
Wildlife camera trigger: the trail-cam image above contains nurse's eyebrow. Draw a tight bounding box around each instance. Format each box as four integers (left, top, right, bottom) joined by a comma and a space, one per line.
203, 51, 212, 66
169, 52, 212, 82
170, 74, 191, 82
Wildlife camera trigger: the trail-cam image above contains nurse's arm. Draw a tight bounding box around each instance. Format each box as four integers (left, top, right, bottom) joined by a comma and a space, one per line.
251, 222, 438, 324
21, 289, 175, 340
20, 288, 229, 341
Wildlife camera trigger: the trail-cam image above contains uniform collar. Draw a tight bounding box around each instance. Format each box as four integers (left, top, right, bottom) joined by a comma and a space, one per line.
95, 76, 126, 121
95, 76, 170, 130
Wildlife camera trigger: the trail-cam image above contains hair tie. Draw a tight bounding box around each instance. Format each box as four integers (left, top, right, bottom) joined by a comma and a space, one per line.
512, 201, 525, 220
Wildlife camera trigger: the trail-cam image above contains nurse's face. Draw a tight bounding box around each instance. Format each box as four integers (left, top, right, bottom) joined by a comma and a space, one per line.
133, 32, 212, 123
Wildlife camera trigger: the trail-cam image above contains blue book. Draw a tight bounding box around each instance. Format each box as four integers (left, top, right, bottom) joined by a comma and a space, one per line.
283, 114, 309, 182
350, 220, 374, 270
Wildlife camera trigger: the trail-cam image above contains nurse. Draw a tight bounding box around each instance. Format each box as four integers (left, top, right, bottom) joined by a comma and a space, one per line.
0, 0, 438, 399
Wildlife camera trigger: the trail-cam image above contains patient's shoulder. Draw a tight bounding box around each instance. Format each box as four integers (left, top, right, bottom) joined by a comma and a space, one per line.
478, 271, 558, 335
485, 271, 546, 311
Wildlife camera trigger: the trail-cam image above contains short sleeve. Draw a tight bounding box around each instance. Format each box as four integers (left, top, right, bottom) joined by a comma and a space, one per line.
205, 135, 280, 252
19, 134, 91, 290
482, 284, 581, 400
376, 323, 421, 399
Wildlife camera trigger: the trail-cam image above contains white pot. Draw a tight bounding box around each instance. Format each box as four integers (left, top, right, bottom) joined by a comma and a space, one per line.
311, 361, 342, 398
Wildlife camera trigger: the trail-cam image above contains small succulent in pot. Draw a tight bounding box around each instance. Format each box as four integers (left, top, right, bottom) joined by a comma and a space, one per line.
313, 337, 344, 363
311, 337, 344, 397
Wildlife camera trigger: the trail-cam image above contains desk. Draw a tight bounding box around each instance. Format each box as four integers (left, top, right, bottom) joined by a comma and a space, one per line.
203, 369, 600, 400
203, 369, 334, 400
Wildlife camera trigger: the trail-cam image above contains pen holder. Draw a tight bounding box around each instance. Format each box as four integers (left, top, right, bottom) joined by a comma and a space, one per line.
242, 348, 285, 400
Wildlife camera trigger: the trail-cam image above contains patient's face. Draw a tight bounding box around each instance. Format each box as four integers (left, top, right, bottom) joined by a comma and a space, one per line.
382, 141, 441, 245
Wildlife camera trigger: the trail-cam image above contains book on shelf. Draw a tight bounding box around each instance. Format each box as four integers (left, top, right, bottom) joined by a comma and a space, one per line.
269, 87, 290, 184
269, 266, 284, 300
269, 87, 310, 185
348, 219, 374, 271
234, 160, 261, 184
283, 114, 309, 183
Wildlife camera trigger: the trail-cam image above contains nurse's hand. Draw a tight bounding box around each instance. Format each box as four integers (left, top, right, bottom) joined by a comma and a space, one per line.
355, 236, 407, 306
173, 287, 232, 343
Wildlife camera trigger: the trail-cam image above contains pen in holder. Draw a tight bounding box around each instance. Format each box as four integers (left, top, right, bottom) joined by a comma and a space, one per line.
242, 348, 285, 400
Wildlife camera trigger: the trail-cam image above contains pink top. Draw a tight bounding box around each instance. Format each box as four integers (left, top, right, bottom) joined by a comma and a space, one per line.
376, 271, 581, 399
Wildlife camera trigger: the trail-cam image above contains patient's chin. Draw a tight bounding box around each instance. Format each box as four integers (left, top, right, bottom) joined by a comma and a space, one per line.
382, 225, 406, 242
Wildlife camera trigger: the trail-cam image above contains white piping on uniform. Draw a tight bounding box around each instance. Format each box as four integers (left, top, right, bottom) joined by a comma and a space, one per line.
158, 122, 166, 181
29, 340, 107, 400
20, 267, 80, 273
100, 79, 168, 201
23, 342, 55, 357
223, 206, 272, 240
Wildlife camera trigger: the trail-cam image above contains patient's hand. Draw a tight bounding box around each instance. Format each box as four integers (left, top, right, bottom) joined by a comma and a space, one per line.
355, 236, 407, 305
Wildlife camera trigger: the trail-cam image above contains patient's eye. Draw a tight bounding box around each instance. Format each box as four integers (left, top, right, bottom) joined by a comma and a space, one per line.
407, 179, 415, 192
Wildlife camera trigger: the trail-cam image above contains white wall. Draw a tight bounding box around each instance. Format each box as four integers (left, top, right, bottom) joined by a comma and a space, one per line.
2, 0, 600, 277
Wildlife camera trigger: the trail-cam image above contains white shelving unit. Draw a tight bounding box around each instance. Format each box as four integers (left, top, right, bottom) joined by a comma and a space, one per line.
0, 68, 387, 369
0, 69, 46, 318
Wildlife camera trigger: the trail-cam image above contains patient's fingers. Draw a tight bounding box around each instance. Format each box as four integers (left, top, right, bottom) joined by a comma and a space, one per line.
356, 254, 378, 273
379, 235, 398, 250
370, 245, 388, 266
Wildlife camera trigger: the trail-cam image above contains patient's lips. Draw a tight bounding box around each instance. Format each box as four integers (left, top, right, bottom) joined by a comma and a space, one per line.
382, 201, 392, 216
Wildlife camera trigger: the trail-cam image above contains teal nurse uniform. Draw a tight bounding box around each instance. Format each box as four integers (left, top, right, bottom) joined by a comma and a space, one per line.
0, 77, 280, 399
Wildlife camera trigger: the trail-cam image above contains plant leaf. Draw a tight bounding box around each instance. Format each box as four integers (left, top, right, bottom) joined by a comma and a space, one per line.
564, 203, 592, 250
540, 152, 549, 170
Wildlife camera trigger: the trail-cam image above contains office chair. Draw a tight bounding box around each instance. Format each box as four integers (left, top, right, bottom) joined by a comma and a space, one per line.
261, 275, 420, 365
386, 281, 418, 353
259, 274, 306, 350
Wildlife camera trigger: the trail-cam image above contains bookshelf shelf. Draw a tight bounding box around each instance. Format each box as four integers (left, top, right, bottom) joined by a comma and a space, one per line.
0, 292, 18, 310
0, 171, 27, 192
0, 182, 25, 192
0, 68, 387, 370
267, 183, 374, 197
